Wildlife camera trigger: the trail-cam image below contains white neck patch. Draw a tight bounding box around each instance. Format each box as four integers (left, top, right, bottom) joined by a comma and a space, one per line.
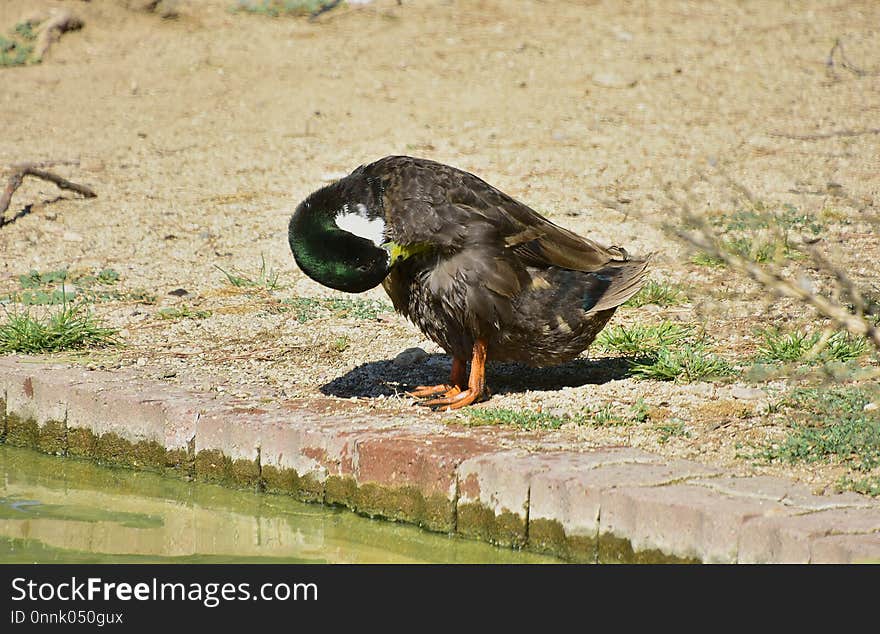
334, 203, 385, 247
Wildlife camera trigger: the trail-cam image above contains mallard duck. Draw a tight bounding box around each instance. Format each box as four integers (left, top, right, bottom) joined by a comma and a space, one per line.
289, 156, 648, 410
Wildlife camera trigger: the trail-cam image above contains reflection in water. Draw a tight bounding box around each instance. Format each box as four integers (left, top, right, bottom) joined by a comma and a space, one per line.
0, 446, 557, 564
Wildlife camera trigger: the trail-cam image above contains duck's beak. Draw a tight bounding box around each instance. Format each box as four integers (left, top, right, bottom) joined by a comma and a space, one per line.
382, 242, 399, 268
383, 242, 432, 268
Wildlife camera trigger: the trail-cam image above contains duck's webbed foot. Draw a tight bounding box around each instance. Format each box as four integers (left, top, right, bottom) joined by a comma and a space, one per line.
407, 384, 457, 398
407, 357, 467, 399
419, 339, 489, 411
420, 385, 489, 410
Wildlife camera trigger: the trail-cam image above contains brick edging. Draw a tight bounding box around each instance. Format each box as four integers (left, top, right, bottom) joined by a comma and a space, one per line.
1, 356, 879, 563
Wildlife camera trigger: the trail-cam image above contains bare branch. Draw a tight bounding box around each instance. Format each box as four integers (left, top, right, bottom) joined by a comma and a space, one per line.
804, 245, 867, 319
666, 176, 880, 352
769, 128, 880, 141
826, 37, 880, 80
309, 0, 342, 21
18, 8, 84, 63
0, 163, 96, 225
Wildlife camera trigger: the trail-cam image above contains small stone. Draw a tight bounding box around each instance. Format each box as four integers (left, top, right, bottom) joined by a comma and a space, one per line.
611, 26, 633, 41
864, 402, 878, 413
136, 357, 147, 366
681, 383, 715, 398
62, 231, 83, 242
591, 72, 637, 89
731, 386, 764, 401
393, 347, 428, 367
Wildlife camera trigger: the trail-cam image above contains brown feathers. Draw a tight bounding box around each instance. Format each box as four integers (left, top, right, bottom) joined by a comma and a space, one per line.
364, 155, 648, 366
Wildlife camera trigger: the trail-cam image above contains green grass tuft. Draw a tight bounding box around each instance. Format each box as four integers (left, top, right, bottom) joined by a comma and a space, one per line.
322, 297, 390, 320
595, 321, 694, 356
757, 329, 821, 362
760, 387, 880, 479
721, 204, 824, 235
590, 403, 618, 425
629, 345, 734, 382
157, 306, 212, 321
331, 336, 350, 353
692, 203, 823, 268
95, 268, 121, 285
690, 251, 726, 267
824, 332, 869, 362
0, 22, 39, 66
725, 236, 792, 263
0, 303, 120, 353
18, 269, 69, 288
215, 254, 281, 290
839, 476, 880, 497
756, 328, 868, 364
589, 399, 651, 425
233, 0, 326, 17
4, 268, 145, 306
595, 321, 732, 382
283, 297, 323, 323
13, 22, 37, 41
463, 407, 579, 430
655, 420, 690, 443
624, 280, 687, 307
465, 400, 652, 430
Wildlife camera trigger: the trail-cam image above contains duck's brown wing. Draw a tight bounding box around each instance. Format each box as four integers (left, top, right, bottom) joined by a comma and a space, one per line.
585, 258, 651, 313
367, 155, 632, 272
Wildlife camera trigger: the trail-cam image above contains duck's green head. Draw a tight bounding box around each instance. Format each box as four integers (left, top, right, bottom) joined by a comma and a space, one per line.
288, 178, 390, 293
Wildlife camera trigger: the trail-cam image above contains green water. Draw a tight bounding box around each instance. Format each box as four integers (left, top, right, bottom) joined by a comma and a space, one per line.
0, 446, 557, 563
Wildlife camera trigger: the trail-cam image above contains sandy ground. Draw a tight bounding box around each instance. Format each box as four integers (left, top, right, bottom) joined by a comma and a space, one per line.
1, 0, 879, 494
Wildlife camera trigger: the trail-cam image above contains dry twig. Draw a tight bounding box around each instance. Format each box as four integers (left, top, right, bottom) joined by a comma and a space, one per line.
666, 175, 880, 352
769, 128, 880, 141
805, 245, 868, 318
826, 37, 880, 80
1, 163, 96, 225
309, 0, 343, 21
16, 8, 84, 63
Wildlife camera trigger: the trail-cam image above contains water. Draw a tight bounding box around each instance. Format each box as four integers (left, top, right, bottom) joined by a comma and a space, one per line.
0, 446, 557, 564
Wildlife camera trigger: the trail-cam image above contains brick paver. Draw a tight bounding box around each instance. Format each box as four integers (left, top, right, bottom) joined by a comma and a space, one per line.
1, 356, 877, 563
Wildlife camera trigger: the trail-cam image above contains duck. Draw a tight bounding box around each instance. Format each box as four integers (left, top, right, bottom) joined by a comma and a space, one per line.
288, 156, 649, 410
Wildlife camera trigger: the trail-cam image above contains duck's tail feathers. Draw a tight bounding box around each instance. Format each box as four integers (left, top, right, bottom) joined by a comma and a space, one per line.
587, 254, 652, 313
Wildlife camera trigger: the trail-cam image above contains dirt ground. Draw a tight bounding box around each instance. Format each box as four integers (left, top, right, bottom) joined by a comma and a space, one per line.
1, 0, 879, 494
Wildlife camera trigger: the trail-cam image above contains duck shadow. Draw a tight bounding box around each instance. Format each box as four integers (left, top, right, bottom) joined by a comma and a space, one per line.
320, 352, 637, 399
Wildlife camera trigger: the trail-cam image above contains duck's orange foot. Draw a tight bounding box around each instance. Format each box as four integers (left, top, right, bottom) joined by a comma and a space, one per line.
407, 384, 460, 399
419, 339, 489, 411
418, 387, 488, 411
406, 357, 467, 400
